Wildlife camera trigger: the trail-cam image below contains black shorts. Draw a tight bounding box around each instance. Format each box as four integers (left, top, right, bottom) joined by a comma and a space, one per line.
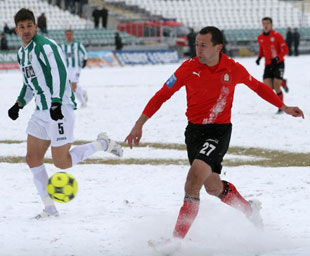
185, 122, 232, 174
263, 61, 285, 80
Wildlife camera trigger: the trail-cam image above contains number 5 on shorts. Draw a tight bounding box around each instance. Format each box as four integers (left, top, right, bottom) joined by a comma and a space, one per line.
58, 123, 64, 135
199, 142, 216, 156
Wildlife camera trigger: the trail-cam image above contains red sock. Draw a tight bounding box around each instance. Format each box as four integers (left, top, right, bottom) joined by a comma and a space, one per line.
219, 180, 251, 214
173, 196, 199, 239
277, 91, 283, 102
281, 80, 286, 88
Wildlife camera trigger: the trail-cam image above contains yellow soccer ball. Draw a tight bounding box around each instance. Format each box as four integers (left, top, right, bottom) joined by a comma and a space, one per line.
47, 172, 78, 203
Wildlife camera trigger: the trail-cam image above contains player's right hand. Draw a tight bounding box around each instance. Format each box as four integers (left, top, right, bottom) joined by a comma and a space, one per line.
255, 57, 261, 65
8, 102, 22, 120
125, 125, 143, 149
270, 56, 279, 70
50, 102, 64, 121
82, 59, 87, 68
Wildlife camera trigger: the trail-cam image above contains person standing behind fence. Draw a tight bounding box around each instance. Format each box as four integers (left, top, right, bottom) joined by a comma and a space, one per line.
114, 32, 123, 50
256, 17, 289, 114
0, 33, 9, 51
286, 27, 293, 56
187, 28, 196, 58
101, 5, 108, 28
293, 28, 300, 56
37, 13, 47, 34
61, 29, 88, 107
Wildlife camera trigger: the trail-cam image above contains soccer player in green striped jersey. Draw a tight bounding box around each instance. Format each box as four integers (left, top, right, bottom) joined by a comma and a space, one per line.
61, 29, 88, 107
8, 8, 123, 219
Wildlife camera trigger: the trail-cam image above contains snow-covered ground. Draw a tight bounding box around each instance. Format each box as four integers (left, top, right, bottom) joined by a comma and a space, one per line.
0, 55, 309, 256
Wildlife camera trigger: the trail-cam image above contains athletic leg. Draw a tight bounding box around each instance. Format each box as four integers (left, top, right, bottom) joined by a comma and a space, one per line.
52, 137, 122, 169
76, 84, 88, 107
263, 78, 273, 89
26, 135, 57, 214
173, 159, 212, 239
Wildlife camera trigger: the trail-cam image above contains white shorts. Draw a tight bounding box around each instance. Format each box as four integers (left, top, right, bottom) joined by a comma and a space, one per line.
68, 68, 81, 83
26, 104, 75, 147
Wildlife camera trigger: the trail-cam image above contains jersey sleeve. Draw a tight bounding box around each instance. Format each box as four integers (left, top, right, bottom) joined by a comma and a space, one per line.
236, 63, 284, 109
17, 83, 34, 107
142, 61, 191, 118
257, 36, 264, 58
79, 42, 88, 60
41, 44, 68, 104
276, 33, 289, 59
16, 51, 34, 106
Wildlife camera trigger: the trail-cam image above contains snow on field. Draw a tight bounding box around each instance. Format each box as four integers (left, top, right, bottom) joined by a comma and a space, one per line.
0, 55, 309, 256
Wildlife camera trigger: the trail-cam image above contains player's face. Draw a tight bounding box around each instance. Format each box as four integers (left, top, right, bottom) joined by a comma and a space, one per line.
262, 20, 272, 33
15, 20, 37, 46
65, 31, 74, 43
195, 33, 222, 65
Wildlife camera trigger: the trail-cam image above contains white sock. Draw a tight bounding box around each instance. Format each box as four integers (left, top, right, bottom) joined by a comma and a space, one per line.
30, 165, 57, 213
75, 85, 85, 104
31, 165, 49, 200
70, 143, 98, 166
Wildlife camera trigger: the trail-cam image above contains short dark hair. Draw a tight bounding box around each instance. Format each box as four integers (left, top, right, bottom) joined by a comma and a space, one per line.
262, 17, 272, 23
199, 26, 223, 45
65, 29, 73, 33
14, 8, 36, 26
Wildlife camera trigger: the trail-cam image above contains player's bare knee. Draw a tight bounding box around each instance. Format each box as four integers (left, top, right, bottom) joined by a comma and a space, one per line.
26, 154, 42, 168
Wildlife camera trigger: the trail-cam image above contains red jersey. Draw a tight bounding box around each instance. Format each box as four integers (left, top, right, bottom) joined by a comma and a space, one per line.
257, 30, 288, 66
143, 54, 284, 124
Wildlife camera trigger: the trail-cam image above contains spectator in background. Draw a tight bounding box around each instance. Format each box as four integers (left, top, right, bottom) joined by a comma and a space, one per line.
56, 0, 62, 8
92, 5, 108, 28
3, 23, 15, 35
114, 32, 123, 50
37, 13, 47, 34
187, 28, 196, 58
286, 27, 293, 56
222, 30, 228, 56
101, 5, 108, 28
0, 33, 9, 51
293, 28, 300, 56
76, 0, 88, 17
92, 8, 101, 28
65, 0, 76, 14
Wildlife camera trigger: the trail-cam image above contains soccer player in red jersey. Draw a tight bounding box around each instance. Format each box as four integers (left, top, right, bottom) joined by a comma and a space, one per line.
125, 27, 304, 241
256, 17, 289, 113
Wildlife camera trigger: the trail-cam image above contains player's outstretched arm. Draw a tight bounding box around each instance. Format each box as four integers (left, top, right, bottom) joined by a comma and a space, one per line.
125, 114, 149, 149
281, 105, 304, 118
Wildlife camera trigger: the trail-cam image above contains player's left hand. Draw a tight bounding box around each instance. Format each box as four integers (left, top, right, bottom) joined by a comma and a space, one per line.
281, 105, 304, 119
82, 59, 87, 68
50, 102, 64, 121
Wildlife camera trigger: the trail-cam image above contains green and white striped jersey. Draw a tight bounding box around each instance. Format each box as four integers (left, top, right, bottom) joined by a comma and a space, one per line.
16, 34, 76, 110
60, 40, 88, 69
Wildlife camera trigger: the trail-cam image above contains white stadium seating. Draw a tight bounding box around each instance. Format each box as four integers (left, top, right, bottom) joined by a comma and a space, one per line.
0, 0, 93, 30
105, 0, 308, 30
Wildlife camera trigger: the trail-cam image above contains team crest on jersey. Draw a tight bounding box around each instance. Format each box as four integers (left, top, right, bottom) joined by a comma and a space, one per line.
166, 73, 177, 88
221, 73, 232, 84
270, 37, 275, 42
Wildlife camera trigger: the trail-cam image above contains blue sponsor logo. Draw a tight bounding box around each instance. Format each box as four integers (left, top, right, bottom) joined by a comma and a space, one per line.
166, 73, 177, 88
114, 50, 179, 65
